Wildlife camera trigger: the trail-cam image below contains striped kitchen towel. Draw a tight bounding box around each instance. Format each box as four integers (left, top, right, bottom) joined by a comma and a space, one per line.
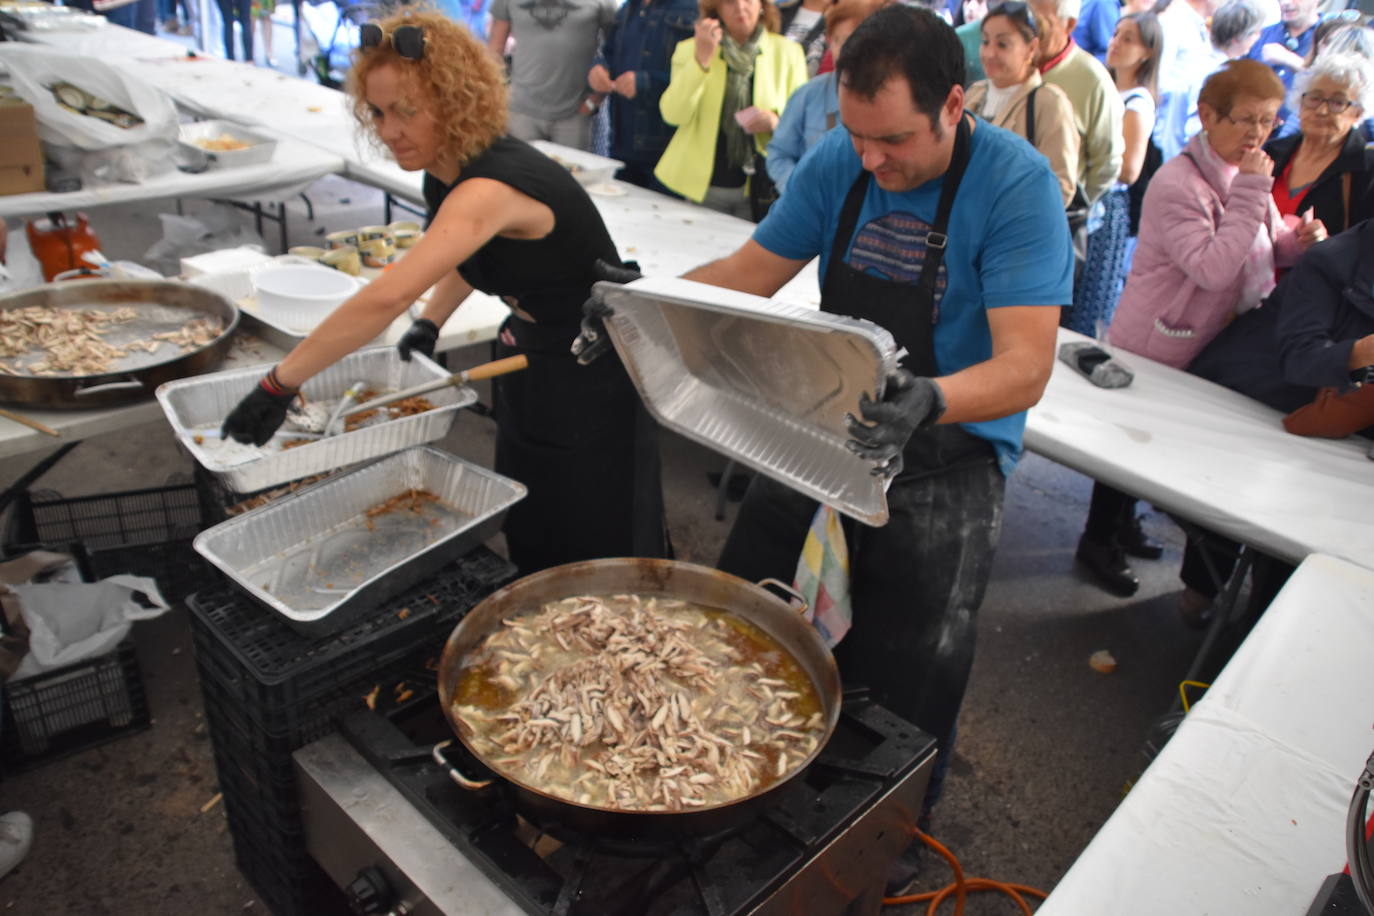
793, 504, 851, 648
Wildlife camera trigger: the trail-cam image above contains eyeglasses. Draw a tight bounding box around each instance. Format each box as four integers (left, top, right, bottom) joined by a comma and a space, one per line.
1301, 92, 1358, 114
1221, 112, 1283, 132
359, 23, 425, 60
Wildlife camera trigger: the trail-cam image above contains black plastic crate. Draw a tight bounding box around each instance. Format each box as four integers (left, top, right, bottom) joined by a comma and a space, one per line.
192, 464, 338, 525
185, 548, 513, 731
186, 552, 508, 915
0, 639, 149, 771
223, 803, 348, 916
4, 484, 215, 604
201, 659, 438, 916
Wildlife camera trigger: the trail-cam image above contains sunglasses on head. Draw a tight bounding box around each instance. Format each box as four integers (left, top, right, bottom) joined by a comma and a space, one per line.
359, 23, 426, 60
985, 1, 1038, 35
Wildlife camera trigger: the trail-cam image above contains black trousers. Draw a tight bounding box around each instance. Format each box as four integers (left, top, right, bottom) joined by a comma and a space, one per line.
217, 0, 252, 60
492, 317, 668, 574
717, 434, 1005, 814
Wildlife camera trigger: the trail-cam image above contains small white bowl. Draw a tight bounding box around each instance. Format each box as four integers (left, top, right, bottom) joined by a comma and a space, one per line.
253, 264, 359, 331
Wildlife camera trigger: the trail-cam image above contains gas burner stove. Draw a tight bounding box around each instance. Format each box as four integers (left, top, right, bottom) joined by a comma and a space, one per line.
296, 691, 935, 916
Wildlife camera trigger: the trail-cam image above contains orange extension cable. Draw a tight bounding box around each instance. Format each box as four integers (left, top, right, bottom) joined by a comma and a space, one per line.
882, 827, 1048, 915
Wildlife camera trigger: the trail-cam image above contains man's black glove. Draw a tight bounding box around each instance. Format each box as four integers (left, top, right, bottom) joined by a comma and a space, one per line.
221, 377, 297, 446
845, 370, 947, 478
397, 318, 439, 361
571, 259, 642, 366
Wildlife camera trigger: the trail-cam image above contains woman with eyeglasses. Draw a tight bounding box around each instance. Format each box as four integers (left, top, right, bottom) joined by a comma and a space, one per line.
221, 10, 669, 573
1107, 60, 1325, 369
1102, 60, 1325, 623
1263, 51, 1374, 236
963, 1, 1081, 207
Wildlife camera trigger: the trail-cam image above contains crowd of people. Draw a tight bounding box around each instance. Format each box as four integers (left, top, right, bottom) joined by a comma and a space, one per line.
204, 0, 1374, 895
481, 0, 1374, 605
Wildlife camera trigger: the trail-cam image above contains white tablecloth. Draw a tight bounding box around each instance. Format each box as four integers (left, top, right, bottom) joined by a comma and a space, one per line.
1039, 553, 1374, 914
1025, 329, 1374, 568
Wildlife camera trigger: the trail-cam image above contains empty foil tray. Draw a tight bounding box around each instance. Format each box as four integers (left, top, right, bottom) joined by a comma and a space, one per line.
600, 277, 898, 525
193, 446, 526, 635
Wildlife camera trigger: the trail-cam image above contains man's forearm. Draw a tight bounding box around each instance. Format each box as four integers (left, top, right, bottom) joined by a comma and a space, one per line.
682, 240, 806, 297
932, 306, 1060, 423
934, 350, 1052, 423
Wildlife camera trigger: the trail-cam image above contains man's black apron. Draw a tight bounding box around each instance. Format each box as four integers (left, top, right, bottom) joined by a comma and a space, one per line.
820, 112, 994, 477
719, 113, 1004, 813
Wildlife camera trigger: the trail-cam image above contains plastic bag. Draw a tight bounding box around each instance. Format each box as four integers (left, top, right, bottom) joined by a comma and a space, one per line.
142, 208, 267, 277
83, 139, 177, 185
0, 45, 177, 151
4, 558, 170, 681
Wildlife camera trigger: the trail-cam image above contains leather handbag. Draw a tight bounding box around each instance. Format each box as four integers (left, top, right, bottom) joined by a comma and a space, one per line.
1281, 383, 1374, 438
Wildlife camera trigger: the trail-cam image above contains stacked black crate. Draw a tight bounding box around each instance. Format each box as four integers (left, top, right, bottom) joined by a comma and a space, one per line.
186, 548, 516, 916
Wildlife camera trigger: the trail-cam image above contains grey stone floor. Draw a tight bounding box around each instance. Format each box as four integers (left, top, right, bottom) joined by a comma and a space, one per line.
0, 179, 1206, 914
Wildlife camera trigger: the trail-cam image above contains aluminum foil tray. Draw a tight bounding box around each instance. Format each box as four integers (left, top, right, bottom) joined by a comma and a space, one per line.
156, 347, 474, 493
193, 446, 526, 636
600, 277, 899, 526
177, 119, 278, 169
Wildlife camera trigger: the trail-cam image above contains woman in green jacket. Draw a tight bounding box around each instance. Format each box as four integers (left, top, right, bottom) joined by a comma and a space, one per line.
655, 0, 808, 218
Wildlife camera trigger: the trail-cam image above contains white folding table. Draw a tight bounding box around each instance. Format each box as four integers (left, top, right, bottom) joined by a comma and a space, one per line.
1038, 553, 1374, 914
1025, 328, 1374, 571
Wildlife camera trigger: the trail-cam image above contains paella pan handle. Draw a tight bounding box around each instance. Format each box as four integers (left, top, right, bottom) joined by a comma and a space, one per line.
756, 578, 809, 617
431, 739, 494, 791
73, 377, 145, 397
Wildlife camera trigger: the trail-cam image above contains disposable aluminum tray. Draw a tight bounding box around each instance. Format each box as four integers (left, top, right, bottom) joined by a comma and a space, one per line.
600, 277, 899, 526
193, 446, 526, 636
156, 347, 474, 493
177, 120, 278, 169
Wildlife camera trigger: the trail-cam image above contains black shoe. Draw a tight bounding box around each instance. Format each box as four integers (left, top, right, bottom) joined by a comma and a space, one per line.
884, 838, 925, 898
1119, 515, 1164, 560
1076, 535, 1140, 597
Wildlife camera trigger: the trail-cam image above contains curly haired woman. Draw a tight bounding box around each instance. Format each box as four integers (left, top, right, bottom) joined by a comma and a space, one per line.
222, 10, 668, 573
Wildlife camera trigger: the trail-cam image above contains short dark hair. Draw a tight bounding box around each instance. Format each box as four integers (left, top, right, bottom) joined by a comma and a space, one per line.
836, 5, 965, 122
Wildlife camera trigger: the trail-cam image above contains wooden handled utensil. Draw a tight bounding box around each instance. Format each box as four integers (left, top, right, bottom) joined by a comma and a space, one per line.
331, 355, 529, 430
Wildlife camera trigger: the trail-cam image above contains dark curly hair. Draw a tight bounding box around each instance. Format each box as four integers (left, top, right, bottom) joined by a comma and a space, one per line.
346, 8, 508, 169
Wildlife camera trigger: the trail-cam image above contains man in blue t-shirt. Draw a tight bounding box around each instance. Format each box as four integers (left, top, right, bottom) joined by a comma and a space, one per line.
679, 4, 1072, 888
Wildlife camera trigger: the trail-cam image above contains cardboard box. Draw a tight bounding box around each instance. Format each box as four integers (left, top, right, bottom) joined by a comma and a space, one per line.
0, 99, 46, 196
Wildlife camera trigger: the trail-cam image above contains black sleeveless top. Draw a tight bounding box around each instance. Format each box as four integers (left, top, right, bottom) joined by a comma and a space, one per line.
422, 136, 622, 325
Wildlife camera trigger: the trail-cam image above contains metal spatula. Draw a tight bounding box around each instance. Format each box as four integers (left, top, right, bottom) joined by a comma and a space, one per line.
317, 355, 530, 436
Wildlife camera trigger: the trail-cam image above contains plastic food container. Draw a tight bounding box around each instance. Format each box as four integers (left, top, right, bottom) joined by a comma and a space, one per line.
252, 263, 360, 332
177, 119, 278, 169
598, 277, 899, 525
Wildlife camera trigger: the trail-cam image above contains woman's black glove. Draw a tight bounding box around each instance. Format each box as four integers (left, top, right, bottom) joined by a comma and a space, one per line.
845, 370, 947, 478
397, 318, 439, 361
571, 259, 642, 366
222, 374, 297, 446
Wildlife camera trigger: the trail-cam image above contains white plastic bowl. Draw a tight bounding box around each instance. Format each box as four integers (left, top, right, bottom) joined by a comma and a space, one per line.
253, 264, 359, 332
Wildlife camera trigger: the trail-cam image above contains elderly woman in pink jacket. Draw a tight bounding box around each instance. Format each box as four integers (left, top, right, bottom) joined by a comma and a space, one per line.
1108, 59, 1327, 365
1076, 59, 1327, 614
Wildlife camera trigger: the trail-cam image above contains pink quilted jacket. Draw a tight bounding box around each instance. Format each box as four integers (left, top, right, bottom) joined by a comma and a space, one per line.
1108, 133, 1301, 369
